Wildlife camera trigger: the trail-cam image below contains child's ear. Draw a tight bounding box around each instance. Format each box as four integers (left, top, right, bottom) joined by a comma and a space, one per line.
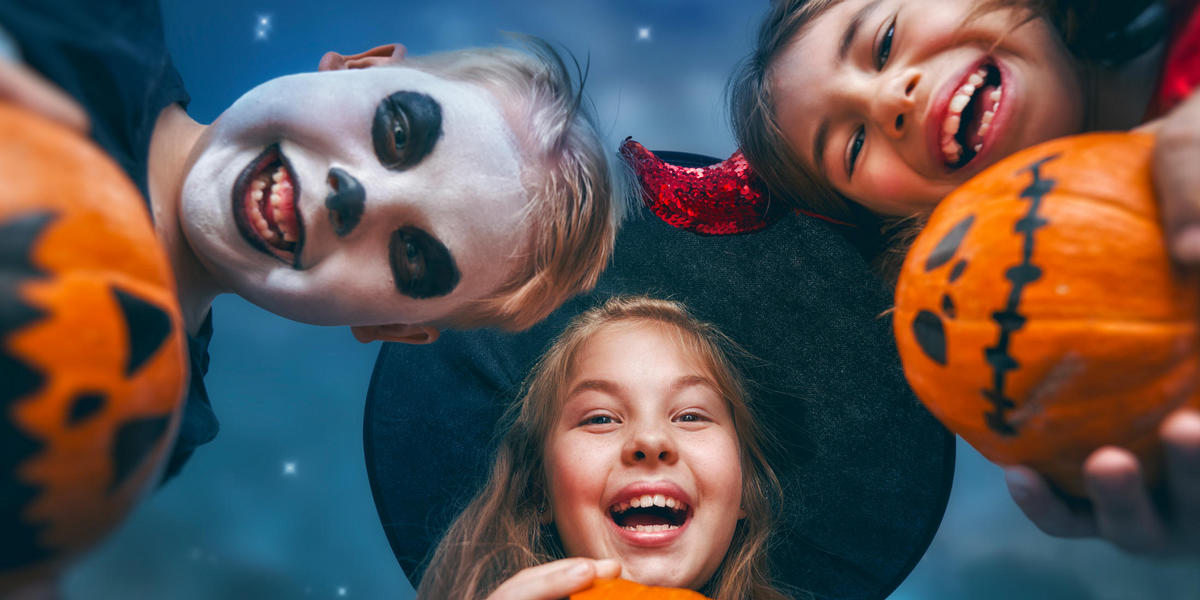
318, 43, 407, 71
350, 324, 439, 345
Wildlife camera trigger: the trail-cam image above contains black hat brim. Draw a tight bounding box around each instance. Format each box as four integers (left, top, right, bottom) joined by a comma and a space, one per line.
364, 188, 953, 600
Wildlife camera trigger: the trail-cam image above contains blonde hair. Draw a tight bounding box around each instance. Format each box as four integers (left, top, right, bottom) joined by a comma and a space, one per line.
417, 296, 789, 600
409, 39, 629, 332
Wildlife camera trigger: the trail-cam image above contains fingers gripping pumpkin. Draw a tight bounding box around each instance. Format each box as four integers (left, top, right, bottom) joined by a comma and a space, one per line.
894, 132, 1200, 498
571, 578, 711, 600
0, 103, 186, 589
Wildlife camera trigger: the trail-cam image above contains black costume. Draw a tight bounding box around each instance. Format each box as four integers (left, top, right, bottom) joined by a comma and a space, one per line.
0, 0, 216, 480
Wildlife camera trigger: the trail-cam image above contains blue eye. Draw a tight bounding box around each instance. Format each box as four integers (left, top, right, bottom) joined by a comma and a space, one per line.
582, 414, 615, 426
847, 126, 865, 177
876, 18, 895, 69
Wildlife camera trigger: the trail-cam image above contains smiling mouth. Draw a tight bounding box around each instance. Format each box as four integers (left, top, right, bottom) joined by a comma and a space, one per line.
232, 144, 304, 266
940, 62, 1003, 169
609, 494, 692, 533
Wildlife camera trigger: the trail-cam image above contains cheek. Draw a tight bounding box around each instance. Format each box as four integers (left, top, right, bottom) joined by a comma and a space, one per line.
859, 157, 955, 216
689, 433, 743, 506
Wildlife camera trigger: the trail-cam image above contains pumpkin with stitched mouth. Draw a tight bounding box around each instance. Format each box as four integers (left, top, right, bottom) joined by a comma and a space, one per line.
894, 132, 1200, 498
0, 103, 186, 591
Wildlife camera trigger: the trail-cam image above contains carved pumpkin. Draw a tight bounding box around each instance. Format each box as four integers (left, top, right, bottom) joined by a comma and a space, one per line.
894, 132, 1200, 497
571, 578, 711, 600
0, 103, 186, 590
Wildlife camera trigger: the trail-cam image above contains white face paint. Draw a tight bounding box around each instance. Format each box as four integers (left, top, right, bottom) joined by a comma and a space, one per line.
180, 67, 531, 326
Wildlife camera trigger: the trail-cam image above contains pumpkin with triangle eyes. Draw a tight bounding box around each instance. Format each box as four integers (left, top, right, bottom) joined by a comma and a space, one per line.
571, 578, 711, 600
0, 103, 186, 591
894, 132, 1200, 498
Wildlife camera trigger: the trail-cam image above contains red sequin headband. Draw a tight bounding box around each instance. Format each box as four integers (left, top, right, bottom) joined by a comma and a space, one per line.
618, 137, 852, 236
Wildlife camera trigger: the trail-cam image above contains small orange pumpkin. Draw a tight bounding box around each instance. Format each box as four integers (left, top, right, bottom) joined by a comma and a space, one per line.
894, 132, 1200, 498
0, 103, 186, 590
571, 578, 711, 600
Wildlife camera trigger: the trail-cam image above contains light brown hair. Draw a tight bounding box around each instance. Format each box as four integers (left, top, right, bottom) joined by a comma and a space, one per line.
416, 296, 789, 600
410, 39, 630, 332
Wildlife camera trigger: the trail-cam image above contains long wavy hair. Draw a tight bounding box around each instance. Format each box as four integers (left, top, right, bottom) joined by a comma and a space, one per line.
416, 296, 789, 600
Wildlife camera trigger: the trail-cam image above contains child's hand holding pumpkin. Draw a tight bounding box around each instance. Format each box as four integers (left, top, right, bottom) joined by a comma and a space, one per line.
1004, 409, 1200, 556
485, 558, 621, 600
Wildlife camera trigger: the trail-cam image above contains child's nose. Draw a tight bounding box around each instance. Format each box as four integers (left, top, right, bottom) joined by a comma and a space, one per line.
622, 428, 678, 466
325, 167, 365, 237
872, 68, 920, 139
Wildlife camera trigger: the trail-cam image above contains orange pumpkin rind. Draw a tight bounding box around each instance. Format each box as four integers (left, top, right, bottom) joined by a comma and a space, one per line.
894, 132, 1200, 497
571, 578, 712, 600
0, 102, 186, 590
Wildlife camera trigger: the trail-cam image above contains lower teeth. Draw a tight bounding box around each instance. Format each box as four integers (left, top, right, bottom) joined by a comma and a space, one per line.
624, 524, 678, 532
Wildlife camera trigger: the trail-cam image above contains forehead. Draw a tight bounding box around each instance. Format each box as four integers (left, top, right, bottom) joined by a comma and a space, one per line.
571, 321, 705, 378
769, 0, 873, 154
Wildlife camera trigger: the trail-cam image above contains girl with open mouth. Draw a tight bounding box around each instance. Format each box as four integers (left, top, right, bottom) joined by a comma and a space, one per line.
415, 296, 789, 600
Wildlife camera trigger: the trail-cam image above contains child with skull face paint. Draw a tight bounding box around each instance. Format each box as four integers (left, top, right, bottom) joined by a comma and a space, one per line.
0, 0, 621, 591
728, 0, 1200, 557
0, 0, 620, 477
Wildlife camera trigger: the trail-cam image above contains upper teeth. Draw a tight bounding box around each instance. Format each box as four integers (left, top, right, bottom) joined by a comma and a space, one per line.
245, 165, 296, 245
941, 65, 1003, 164
611, 494, 688, 513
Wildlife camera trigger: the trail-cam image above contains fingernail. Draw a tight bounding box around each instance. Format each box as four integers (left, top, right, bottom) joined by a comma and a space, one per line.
595, 559, 620, 572
569, 561, 591, 577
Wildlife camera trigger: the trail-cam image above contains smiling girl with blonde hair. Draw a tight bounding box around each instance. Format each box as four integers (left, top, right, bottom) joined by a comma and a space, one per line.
416, 295, 789, 600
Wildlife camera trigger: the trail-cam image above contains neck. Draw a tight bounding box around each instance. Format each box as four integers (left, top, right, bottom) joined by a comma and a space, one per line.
147, 105, 222, 336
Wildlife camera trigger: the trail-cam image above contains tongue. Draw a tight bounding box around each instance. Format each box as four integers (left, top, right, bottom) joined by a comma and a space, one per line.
621, 512, 671, 528
964, 83, 999, 150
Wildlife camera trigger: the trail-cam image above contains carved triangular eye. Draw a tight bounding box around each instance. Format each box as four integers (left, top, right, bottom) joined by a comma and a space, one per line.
924, 214, 975, 271
912, 310, 947, 365
111, 287, 173, 376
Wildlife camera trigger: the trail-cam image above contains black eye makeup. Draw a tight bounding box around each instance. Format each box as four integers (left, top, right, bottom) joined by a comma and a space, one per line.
372, 91, 442, 170
388, 225, 460, 299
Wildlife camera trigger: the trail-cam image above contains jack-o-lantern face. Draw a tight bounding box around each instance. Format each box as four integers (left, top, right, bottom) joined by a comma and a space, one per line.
894, 133, 1200, 497
0, 104, 186, 589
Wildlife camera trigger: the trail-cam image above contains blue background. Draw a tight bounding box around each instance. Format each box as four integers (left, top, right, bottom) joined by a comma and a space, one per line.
56, 1, 1200, 598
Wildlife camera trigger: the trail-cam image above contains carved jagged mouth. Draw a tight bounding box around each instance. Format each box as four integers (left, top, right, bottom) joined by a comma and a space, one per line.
609, 494, 691, 533
231, 144, 304, 266
941, 63, 1003, 169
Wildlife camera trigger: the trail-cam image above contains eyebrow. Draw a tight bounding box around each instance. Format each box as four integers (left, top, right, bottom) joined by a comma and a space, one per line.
566, 374, 715, 400
814, 0, 883, 179
840, 0, 883, 61
813, 118, 831, 180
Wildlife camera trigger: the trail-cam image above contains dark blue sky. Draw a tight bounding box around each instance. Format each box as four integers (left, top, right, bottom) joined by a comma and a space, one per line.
56, 1, 1200, 598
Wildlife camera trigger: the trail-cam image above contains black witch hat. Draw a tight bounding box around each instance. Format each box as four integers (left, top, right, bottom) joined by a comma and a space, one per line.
363, 146, 953, 600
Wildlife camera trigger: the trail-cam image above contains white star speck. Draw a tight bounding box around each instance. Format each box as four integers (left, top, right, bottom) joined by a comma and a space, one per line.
255, 14, 272, 41
637, 26, 652, 41
337, 586, 348, 596
283, 461, 297, 476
